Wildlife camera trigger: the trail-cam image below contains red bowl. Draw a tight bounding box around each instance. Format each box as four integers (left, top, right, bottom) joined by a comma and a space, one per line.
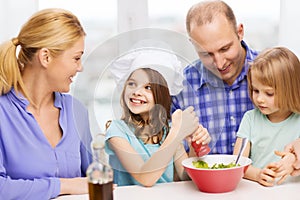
182, 155, 252, 193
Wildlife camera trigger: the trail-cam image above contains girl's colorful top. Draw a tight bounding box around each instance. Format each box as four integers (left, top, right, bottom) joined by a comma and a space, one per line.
105, 120, 173, 186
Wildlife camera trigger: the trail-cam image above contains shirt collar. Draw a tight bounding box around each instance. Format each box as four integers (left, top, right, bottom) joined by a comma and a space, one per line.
54, 92, 63, 109
9, 88, 63, 110
236, 40, 253, 83
9, 88, 29, 108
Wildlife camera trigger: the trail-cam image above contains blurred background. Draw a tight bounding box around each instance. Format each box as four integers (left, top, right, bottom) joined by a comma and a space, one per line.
0, 0, 299, 136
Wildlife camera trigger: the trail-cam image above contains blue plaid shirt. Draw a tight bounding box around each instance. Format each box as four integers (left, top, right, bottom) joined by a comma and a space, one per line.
172, 41, 258, 154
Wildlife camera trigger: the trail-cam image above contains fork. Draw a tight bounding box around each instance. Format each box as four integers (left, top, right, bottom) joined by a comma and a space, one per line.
235, 137, 248, 165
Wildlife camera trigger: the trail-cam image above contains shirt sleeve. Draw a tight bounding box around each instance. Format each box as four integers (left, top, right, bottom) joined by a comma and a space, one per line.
105, 120, 132, 156
106, 120, 132, 140
0, 150, 61, 200
236, 110, 252, 140
171, 93, 183, 113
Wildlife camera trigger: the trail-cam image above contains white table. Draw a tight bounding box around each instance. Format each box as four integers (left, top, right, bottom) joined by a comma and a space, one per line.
55, 179, 300, 200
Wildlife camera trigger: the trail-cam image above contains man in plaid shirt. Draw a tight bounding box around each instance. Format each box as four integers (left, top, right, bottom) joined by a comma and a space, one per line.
172, 0, 259, 154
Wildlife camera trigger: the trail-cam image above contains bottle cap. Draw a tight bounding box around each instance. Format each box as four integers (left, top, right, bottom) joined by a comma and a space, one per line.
92, 133, 105, 149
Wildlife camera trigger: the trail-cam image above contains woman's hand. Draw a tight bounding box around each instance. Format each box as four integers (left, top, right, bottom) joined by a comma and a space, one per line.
60, 177, 88, 195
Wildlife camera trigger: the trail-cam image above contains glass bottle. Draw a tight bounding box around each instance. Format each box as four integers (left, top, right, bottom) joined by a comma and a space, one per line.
86, 134, 113, 200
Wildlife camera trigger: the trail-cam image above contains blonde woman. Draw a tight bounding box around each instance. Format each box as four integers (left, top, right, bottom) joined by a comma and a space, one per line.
234, 47, 300, 186
0, 9, 92, 199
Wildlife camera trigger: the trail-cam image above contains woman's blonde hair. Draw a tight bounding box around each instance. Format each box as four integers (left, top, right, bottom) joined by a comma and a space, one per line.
248, 47, 300, 113
0, 8, 86, 100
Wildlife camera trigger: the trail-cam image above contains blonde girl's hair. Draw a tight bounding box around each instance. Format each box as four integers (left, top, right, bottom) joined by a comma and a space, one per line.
121, 68, 171, 144
248, 47, 300, 113
186, 0, 237, 35
0, 8, 86, 100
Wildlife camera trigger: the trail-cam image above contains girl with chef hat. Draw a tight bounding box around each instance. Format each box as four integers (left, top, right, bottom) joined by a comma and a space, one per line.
105, 47, 211, 186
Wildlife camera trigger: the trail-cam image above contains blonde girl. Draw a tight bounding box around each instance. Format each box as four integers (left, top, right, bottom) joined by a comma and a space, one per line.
234, 47, 300, 186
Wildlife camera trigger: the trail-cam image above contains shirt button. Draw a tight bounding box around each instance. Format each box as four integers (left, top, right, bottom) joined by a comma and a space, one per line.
230, 116, 235, 121
232, 142, 235, 147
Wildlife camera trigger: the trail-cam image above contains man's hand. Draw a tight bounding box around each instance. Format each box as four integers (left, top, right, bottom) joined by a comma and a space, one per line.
284, 139, 300, 176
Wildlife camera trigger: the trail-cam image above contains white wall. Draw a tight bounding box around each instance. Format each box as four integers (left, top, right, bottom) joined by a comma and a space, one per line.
279, 0, 300, 56
117, 0, 148, 32
1, 0, 299, 56
0, 0, 37, 43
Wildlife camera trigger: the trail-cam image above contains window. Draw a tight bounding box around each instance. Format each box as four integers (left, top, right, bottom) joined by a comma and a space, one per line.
37, 0, 281, 135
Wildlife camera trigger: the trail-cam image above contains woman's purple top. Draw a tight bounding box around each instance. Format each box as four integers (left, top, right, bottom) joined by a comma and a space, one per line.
0, 89, 92, 199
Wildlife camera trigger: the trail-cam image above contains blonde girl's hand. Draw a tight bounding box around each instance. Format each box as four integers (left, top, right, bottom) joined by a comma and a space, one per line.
190, 124, 211, 145
257, 166, 277, 187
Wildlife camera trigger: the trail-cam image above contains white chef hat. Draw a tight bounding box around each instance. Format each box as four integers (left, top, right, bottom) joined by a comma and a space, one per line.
109, 48, 184, 95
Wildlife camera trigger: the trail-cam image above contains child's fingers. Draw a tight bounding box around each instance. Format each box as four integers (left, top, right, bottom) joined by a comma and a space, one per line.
266, 162, 281, 171
193, 129, 211, 145
264, 167, 277, 177
277, 174, 288, 185
274, 150, 287, 158
259, 180, 275, 187
259, 174, 275, 187
191, 127, 201, 142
